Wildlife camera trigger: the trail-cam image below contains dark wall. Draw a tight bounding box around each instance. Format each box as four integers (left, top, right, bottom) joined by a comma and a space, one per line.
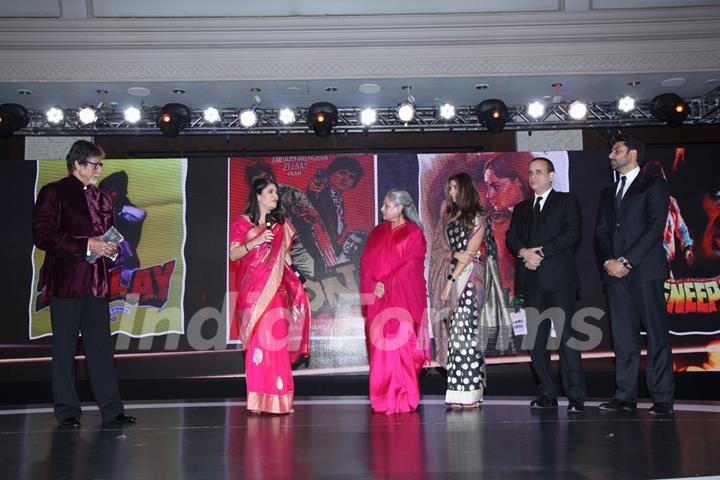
3, 126, 719, 161
0, 160, 38, 354
2, 127, 718, 383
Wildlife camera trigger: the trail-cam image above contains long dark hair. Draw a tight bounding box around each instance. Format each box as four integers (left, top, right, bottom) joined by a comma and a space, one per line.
445, 172, 484, 230
243, 177, 285, 226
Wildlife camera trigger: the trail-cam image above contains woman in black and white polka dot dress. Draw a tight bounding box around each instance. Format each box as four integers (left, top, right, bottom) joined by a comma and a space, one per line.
440, 173, 487, 408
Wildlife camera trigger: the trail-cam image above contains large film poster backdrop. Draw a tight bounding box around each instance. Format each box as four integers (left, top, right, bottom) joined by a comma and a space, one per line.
418, 149, 719, 370
228, 155, 376, 368
29, 159, 188, 338
228, 149, 718, 373
636, 146, 720, 372
419, 152, 570, 306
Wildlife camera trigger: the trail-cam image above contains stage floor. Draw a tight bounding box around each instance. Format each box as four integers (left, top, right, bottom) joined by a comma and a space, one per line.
2, 397, 719, 479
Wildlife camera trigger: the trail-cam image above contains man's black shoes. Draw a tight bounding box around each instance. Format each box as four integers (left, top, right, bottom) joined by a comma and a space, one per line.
59, 417, 81, 428
112, 413, 137, 424
598, 399, 637, 412
649, 402, 673, 416
530, 396, 558, 409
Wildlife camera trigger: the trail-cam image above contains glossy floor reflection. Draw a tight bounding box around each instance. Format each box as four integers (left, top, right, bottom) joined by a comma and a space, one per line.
2, 397, 719, 479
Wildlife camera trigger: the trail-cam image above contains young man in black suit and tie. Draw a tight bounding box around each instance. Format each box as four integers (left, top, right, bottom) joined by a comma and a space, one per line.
595, 136, 674, 416
506, 157, 586, 413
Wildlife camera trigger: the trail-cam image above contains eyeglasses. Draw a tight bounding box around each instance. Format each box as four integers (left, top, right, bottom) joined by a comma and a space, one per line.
84, 160, 104, 170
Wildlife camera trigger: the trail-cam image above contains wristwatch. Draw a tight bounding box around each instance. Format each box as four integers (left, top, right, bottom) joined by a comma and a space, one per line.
618, 257, 633, 269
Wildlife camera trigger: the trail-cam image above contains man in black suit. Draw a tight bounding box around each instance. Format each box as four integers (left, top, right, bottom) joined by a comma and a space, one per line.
595, 136, 674, 415
507, 158, 586, 413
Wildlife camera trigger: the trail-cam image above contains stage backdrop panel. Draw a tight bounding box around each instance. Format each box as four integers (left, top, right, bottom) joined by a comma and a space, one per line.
2, 147, 716, 381
29, 159, 187, 339
419, 151, 569, 306
228, 155, 376, 368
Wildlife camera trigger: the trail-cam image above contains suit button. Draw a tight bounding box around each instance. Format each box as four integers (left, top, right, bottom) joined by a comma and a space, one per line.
616, 223, 621, 228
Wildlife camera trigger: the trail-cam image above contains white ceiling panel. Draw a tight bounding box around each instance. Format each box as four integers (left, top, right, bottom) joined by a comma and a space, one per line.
2, 71, 717, 111
0, 0, 60, 18
592, 0, 720, 9
90, 0, 560, 18
1, 4, 718, 117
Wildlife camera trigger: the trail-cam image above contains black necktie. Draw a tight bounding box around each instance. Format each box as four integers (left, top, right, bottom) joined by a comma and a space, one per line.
529, 196, 542, 242
615, 176, 627, 211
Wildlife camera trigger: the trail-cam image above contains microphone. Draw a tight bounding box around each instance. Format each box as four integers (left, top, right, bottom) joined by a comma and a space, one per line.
265, 218, 273, 230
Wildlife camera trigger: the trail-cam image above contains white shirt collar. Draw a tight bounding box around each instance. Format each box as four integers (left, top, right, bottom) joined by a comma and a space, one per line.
618, 166, 640, 187
533, 188, 552, 211
533, 187, 552, 201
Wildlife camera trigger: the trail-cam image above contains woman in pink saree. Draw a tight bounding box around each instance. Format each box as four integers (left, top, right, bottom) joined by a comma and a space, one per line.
360, 189, 430, 414
229, 177, 311, 415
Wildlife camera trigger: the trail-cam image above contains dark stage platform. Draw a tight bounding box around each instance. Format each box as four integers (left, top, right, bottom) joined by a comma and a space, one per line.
2, 397, 719, 479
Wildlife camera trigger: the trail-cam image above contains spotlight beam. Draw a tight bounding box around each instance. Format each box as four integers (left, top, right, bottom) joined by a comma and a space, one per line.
6, 92, 718, 136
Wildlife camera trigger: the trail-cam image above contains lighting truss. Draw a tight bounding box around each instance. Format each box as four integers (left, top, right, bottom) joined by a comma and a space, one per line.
11, 90, 720, 136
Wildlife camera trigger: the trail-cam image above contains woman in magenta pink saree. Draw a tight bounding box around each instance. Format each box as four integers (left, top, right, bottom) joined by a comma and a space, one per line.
229, 178, 311, 415
360, 189, 430, 414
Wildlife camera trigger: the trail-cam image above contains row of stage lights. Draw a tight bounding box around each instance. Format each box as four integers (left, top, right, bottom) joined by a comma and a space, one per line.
0, 93, 694, 138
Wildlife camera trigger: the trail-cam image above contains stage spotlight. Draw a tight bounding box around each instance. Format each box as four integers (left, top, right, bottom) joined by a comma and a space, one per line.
397, 102, 415, 123
157, 103, 190, 137
439, 103, 455, 120
78, 106, 98, 125
527, 101, 545, 119
475, 99, 508, 133
651, 93, 688, 126
0, 103, 30, 138
124, 107, 142, 124
568, 101, 588, 120
308, 102, 338, 136
617, 96, 636, 113
203, 107, 221, 123
46, 107, 64, 125
239, 108, 258, 128
279, 108, 296, 125
360, 108, 377, 126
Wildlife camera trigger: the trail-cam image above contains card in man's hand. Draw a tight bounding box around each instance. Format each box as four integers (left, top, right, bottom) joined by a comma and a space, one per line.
86, 226, 124, 264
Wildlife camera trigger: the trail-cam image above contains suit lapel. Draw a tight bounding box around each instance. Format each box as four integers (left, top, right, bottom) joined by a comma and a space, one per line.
605, 184, 619, 217
617, 170, 646, 214
623, 171, 646, 198
535, 189, 557, 224
527, 190, 553, 241
519, 197, 533, 241
542, 189, 556, 214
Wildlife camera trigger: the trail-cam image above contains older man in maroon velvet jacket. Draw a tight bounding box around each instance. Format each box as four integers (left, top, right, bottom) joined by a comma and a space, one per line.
32, 140, 136, 427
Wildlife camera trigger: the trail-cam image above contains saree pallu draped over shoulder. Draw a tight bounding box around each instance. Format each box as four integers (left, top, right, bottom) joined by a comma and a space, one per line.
360, 221, 430, 414
443, 215, 487, 406
230, 217, 311, 414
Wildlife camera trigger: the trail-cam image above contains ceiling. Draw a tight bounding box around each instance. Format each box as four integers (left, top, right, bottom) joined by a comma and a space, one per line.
1, 0, 719, 114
